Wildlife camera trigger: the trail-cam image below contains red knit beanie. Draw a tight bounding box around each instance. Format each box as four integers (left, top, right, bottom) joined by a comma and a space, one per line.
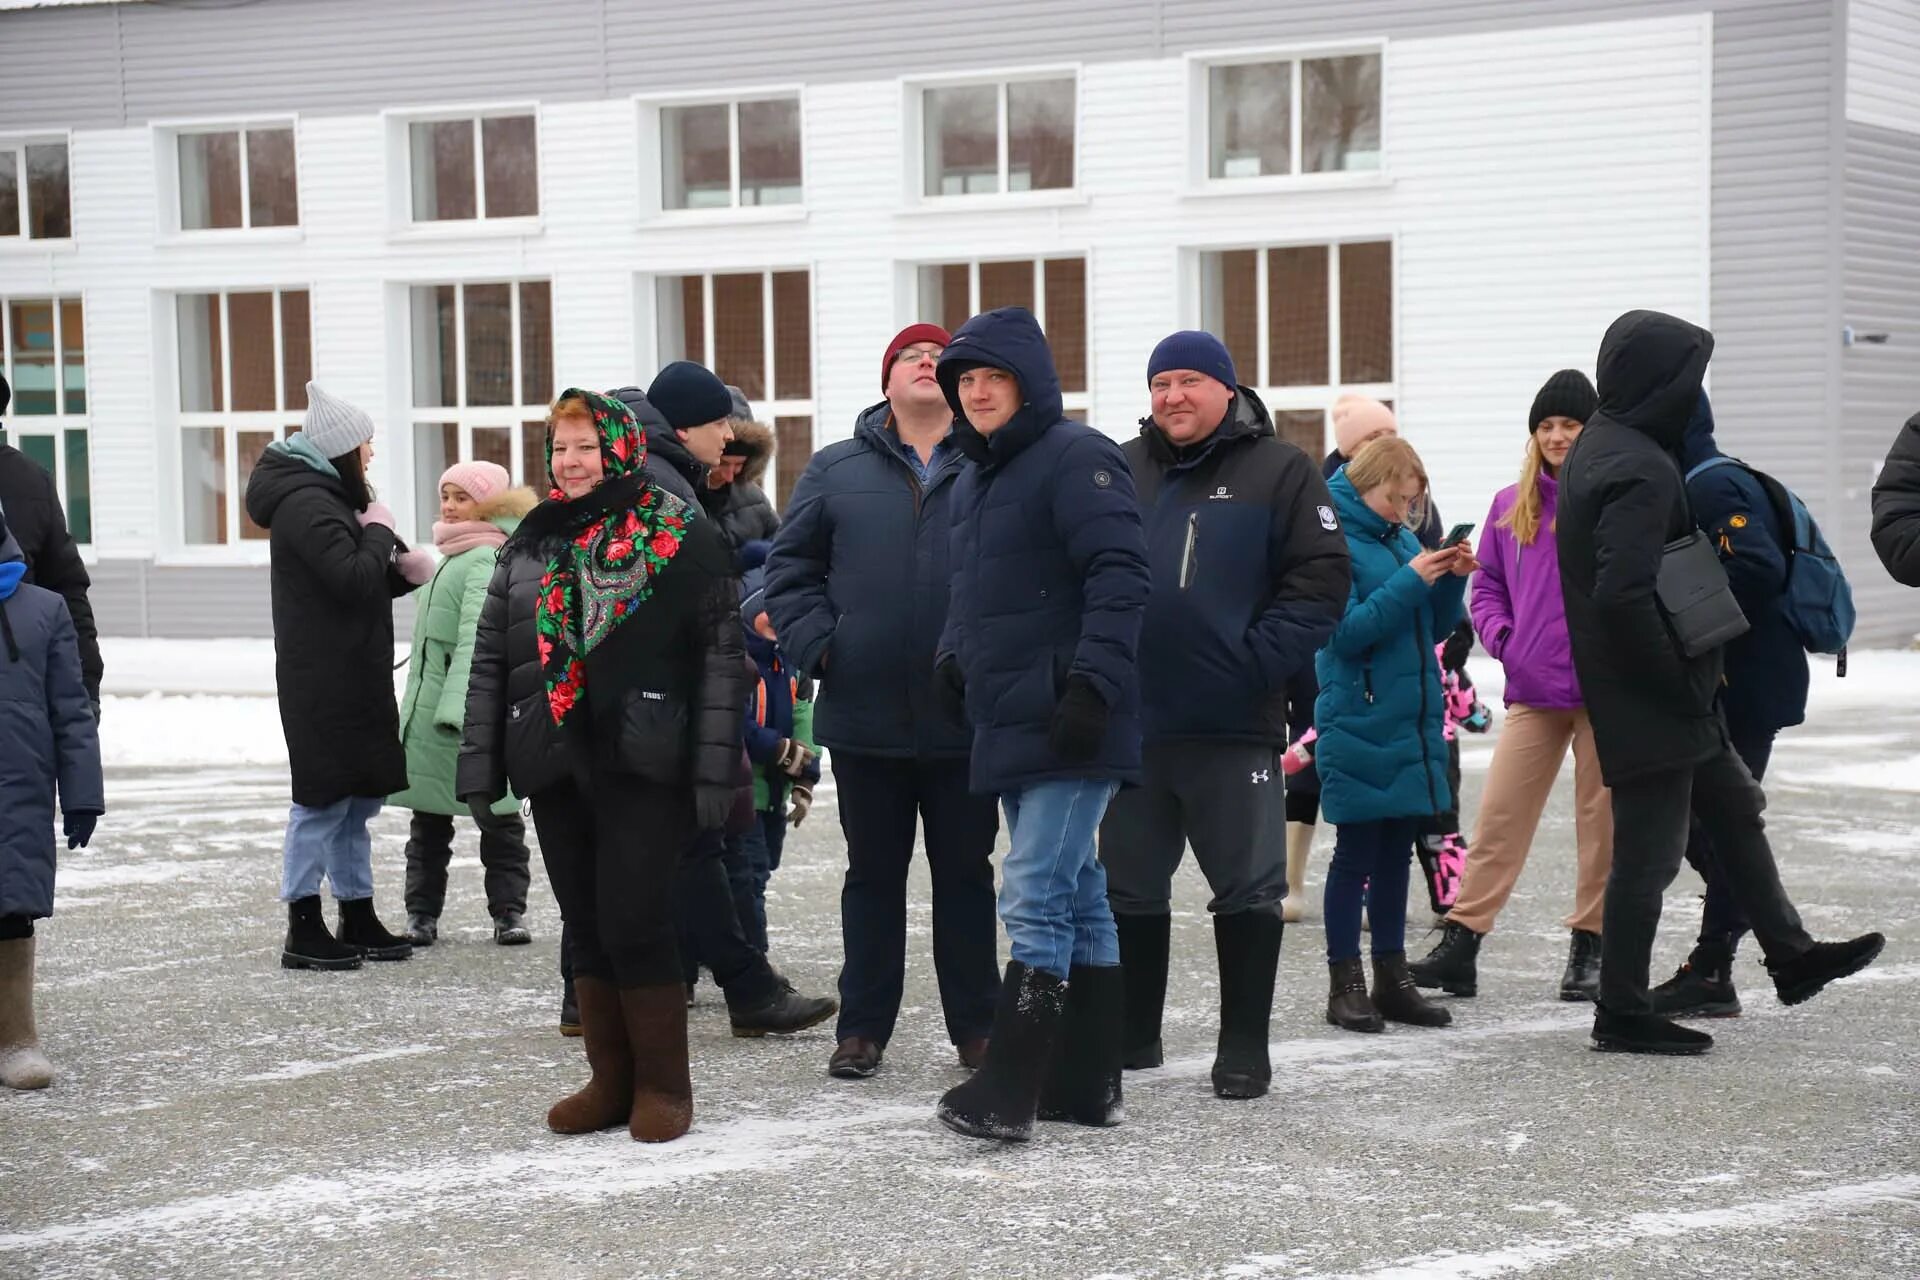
882, 323, 952, 390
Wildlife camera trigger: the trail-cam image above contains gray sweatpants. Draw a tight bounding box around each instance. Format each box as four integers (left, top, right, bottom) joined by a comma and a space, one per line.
1099, 740, 1287, 917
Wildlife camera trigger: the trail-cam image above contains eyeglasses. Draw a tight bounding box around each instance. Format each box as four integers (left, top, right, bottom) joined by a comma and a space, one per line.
893, 345, 944, 365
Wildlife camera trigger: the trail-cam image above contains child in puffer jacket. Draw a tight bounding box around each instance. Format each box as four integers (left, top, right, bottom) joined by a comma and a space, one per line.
1420, 633, 1491, 916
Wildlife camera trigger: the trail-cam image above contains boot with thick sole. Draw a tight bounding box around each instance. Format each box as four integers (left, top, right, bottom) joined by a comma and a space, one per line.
1115, 913, 1170, 1070
1281, 821, 1315, 924
1371, 952, 1452, 1027
281, 895, 363, 971
1770, 933, 1885, 1007
336, 898, 413, 962
1326, 956, 1384, 1033
938, 961, 1067, 1141
1407, 920, 1481, 997
1591, 1006, 1713, 1055
1037, 965, 1124, 1127
548, 976, 633, 1133
618, 984, 694, 1142
1559, 929, 1601, 1003
0, 936, 53, 1090
1211, 911, 1282, 1099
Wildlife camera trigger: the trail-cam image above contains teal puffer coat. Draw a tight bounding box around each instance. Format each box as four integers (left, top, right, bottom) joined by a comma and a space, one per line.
1313, 468, 1467, 824
390, 491, 535, 816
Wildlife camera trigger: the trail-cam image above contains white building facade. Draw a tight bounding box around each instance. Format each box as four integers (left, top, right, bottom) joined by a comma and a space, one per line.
1, 0, 1916, 641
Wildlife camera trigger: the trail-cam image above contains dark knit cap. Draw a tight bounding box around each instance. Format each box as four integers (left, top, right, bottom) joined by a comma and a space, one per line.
1147, 330, 1237, 389
1530, 369, 1598, 433
647, 361, 735, 432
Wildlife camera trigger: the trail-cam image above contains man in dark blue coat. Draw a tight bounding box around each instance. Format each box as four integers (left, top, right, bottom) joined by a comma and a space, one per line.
1101, 331, 1349, 1101
1652, 391, 1811, 1018
765, 322, 1000, 1082
929, 307, 1150, 1143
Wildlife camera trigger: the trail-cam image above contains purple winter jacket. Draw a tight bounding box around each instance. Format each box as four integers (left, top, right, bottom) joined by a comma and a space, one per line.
1470, 475, 1583, 710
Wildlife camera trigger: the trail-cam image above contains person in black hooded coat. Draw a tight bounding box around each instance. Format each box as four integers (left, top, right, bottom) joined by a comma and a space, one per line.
1556, 310, 1882, 1055
1869, 411, 1920, 586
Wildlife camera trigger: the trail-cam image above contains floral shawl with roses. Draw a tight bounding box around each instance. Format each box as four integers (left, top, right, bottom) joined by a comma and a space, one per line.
523, 388, 692, 726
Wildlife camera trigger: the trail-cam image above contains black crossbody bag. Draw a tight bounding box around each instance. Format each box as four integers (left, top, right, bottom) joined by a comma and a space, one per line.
1656, 530, 1750, 658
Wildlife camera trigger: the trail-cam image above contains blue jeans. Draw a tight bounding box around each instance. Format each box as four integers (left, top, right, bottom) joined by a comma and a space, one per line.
999, 779, 1121, 980
1325, 817, 1418, 962
280, 797, 383, 902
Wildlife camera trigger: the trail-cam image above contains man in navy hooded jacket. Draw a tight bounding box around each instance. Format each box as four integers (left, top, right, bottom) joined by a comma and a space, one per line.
1100, 331, 1349, 1102
929, 307, 1150, 1143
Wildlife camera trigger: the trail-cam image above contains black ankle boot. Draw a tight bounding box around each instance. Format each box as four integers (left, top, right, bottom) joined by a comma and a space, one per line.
1115, 914, 1170, 1070
1559, 929, 1601, 1003
337, 898, 413, 961
1037, 965, 1124, 1127
938, 961, 1067, 1141
1326, 957, 1383, 1033
1211, 911, 1282, 1099
727, 981, 837, 1037
1371, 952, 1452, 1027
282, 896, 363, 971
1408, 921, 1481, 997
1769, 933, 1885, 1007
1591, 1005, 1713, 1055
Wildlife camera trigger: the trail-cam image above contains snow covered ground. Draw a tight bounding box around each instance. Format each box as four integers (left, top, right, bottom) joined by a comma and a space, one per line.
3, 641, 1915, 1277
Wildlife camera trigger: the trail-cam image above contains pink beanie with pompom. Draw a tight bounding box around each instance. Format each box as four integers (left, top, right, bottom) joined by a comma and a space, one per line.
1332, 395, 1398, 459
438, 460, 510, 506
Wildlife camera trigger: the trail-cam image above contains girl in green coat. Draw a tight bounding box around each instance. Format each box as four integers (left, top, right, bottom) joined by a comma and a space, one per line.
391, 462, 538, 947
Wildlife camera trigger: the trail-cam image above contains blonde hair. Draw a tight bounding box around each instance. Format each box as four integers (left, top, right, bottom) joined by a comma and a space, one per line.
1345, 436, 1429, 529
1497, 434, 1554, 546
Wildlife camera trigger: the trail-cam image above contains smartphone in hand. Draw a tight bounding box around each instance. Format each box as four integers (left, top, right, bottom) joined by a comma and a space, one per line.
1442, 522, 1477, 547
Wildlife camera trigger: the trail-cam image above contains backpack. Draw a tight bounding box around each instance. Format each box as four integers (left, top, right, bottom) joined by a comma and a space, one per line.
1684, 455, 1856, 657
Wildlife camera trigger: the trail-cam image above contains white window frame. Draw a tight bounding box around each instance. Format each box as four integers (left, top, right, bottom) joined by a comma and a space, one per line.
0, 293, 90, 545
637, 86, 807, 224
905, 254, 1092, 419
170, 286, 311, 554
902, 65, 1083, 209
0, 132, 75, 248
404, 278, 554, 538
1189, 237, 1399, 455
385, 103, 543, 238
153, 116, 303, 240
1184, 41, 1390, 196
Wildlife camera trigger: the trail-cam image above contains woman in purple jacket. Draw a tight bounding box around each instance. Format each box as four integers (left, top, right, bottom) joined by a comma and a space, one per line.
1409, 371, 1612, 1003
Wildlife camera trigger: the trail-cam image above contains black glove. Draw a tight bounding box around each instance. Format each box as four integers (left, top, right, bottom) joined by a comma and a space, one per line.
695, 785, 735, 833
466, 795, 495, 828
1048, 675, 1109, 764
65, 811, 98, 850
1440, 623, 1474, 673
935, 655, 967, 722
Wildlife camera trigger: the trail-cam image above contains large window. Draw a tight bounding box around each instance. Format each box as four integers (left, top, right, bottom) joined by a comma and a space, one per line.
407, 113, 539, 223
920, 76, 1075, 198
654, 270, 813, 507
0, 297, 90, 542
409, 279, 553, 537
175, 125, 299, 231
1203, 51, 1381, 181
1199, 241, 1393, 455
914, 256, 1089, 419
660, 96, 802, 210
175, 289, 312, 545
0, 139, 72, 240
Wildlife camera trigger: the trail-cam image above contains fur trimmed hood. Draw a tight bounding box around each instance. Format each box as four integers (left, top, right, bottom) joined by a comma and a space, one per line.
728, 420, 775, 485
476, 486, 540, 522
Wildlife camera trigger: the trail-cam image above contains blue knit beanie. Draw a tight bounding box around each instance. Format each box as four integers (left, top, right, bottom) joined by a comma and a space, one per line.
1147, 331, 1237, 389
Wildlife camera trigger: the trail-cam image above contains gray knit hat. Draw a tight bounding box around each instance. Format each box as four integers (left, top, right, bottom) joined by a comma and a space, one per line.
301, 381, 375, 459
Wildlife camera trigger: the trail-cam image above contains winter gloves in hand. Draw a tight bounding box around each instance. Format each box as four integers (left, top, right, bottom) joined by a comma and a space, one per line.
466, 795, 495, 828
357, 502, 396, 530
773, 738, 817, 779
1048, 674, 1109, 764
788, 783, 813, 828
695, 786, 734, 833
1440, 623, 1474, 673
935, 654, 967, 723
64, 811, 98, 850
395, 548, 436, 586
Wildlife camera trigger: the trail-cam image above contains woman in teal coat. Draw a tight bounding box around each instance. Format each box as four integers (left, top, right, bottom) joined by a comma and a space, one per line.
1315, 437, 1473, 1033
391, 461, 537, 947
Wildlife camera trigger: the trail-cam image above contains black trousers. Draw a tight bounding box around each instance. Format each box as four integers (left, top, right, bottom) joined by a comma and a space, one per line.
1101, 740, 1286, 917
675, 828, 781, 1008
1602, 726, 1811, 1015
402, 807, 532, 920
832, 752, 999, 1047
1682, 728, 1778, 966
527, 776, 688, 989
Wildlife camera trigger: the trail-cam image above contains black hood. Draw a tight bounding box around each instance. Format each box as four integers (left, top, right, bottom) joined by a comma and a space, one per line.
1678, 390, 1721, 472
243, 445, 352, 530
937, 307, 1065, 466
1593, 310, 1714, 450
1138, 384, 1274, 465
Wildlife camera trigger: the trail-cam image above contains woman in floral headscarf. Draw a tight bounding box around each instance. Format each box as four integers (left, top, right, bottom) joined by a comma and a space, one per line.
456, 389, 745, 1144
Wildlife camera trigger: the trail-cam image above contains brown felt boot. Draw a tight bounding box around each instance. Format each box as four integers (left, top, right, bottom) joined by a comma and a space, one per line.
620, 984, 694, 1143
546, 976, 632, 1134
0, 937, 53, 1090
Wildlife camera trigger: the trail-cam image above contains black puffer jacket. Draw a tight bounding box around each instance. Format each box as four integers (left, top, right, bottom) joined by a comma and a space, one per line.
1871, 412, 1920, 587
1557, 310, 1723, 786
709, 418, 781, 547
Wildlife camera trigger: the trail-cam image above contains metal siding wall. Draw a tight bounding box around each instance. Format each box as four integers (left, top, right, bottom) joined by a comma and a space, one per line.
0, 4, 124, 129
1848, 0, 1920, 133
1843, 121, 1920, 643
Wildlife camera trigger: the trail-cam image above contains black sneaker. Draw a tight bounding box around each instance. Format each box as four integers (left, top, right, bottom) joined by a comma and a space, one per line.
1770, 934, 1885, 1007
1591, 1007, 1713, 1056
1650, 963, 1742, 1018
493, 912, 532, 946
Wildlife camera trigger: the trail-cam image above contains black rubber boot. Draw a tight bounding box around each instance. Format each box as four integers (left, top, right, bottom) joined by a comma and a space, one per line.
1558, 929, 1601, 1003
937, 961, 1067, 1142
1326, 957, 1383, 1033
1211, 911, 1282, 1099
281, 896, 362, 971
1371, 952, 1452, 1027
1037, 965, 1124, 1127
1115, 913, 1170, 1070
1769, 933, 1885, 1007
336, 898, 413, 961
1591, 1006, 1713, 1055
1407, 921, 1481, 997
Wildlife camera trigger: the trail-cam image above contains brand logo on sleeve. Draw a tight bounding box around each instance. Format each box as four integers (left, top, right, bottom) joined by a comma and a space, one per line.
1317, 505, 1339, 531
1093, 469, 1113, 488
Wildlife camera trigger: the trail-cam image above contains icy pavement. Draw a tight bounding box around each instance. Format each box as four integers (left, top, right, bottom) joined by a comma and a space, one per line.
3, 651, 1918, 1278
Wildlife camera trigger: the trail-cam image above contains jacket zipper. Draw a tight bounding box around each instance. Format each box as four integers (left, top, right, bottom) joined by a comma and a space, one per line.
1414, 617, 1440, 812
1178, 512, 1198, 590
